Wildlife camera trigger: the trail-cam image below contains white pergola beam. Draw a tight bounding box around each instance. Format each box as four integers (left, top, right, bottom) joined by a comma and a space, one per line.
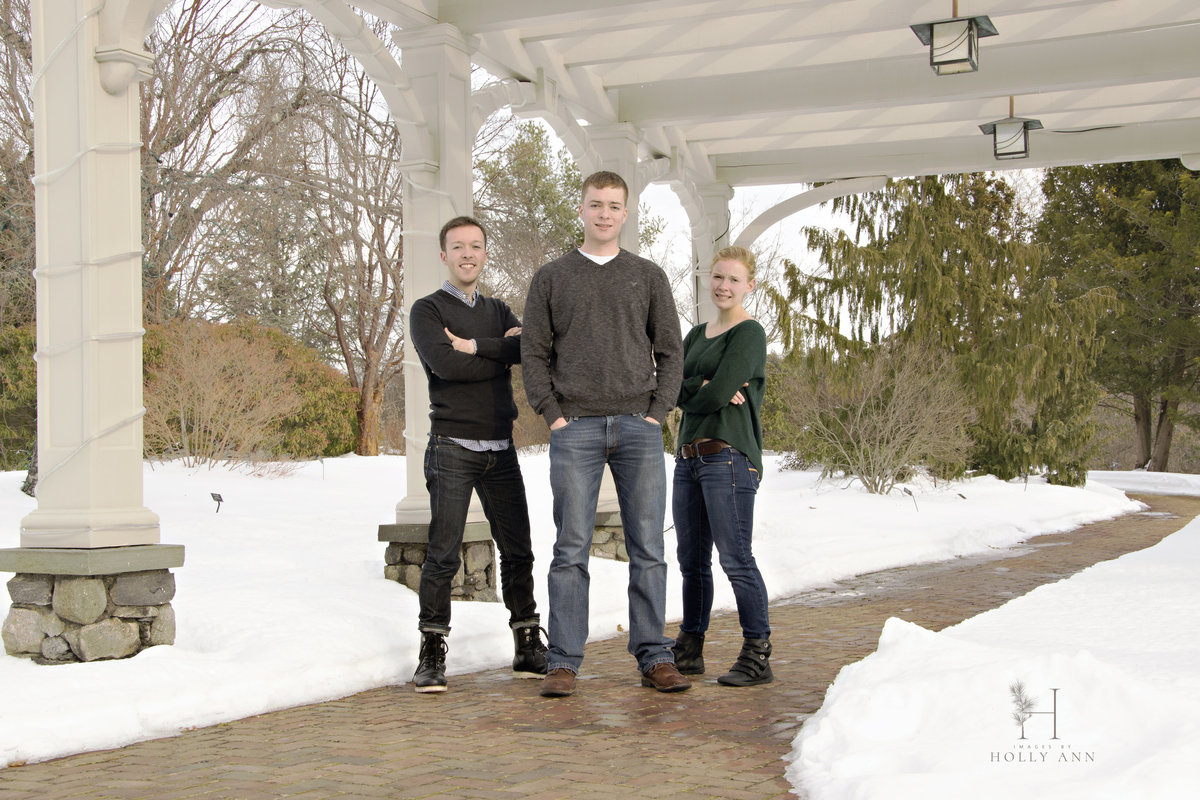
732, 177, 889, 250
430, 0, 701, 33
616, 23, 1200, 126
716, 117, 1200, 184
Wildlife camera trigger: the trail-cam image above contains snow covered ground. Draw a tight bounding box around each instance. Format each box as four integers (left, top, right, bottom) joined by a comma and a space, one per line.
787, 468, 1200, 800
0, 453, 1190, 799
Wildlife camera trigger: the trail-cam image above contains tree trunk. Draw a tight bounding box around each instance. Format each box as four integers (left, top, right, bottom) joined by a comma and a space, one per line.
20, 446, 36, 497
1148, 396, 1179, 472
1132, 393, 1153, 468
356, 380, 383, 456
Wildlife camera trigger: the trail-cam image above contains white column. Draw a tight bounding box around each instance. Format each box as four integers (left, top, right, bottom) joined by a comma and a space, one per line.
586, 124, 654, 515
588, 124, 643, 252
391, 24, 475, 524
20, 1, 159, 548
692, 183, 733, 325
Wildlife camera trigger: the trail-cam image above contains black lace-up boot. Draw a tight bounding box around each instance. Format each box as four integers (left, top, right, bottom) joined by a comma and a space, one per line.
511, 620, 548, 678
413, 631, 448, 693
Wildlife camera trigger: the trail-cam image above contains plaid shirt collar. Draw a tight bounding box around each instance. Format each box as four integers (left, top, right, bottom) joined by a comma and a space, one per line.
441, 280, 478, 308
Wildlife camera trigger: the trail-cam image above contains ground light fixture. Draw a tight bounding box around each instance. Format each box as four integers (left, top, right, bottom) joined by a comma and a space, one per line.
978, 97, 1043, 160
910, 2, 998, 75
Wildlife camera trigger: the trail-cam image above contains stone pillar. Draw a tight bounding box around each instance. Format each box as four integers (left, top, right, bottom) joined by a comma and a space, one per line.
5, 2, 183, 664
379, 523, 497, 603
590, 512, 628, 562
1, 545, 183, 662
692, 182, 734, 325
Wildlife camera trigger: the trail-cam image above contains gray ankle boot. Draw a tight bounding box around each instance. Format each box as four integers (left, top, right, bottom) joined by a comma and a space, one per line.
671, 629, 705, 675
717, 638, 773, 687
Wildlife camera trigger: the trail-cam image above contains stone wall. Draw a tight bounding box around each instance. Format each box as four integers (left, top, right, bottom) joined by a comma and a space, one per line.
590, 511, 628, 562
3, 570, 176, 664
590, 525, 629, 562
379, 523, 497, 602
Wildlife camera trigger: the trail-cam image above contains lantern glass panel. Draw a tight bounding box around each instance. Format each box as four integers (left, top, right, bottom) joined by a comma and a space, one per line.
993, 120, 1029, 159
930, 19, 978, 74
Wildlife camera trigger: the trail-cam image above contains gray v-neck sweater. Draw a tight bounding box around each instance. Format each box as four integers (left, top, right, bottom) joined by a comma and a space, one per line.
521, 248, 683, 425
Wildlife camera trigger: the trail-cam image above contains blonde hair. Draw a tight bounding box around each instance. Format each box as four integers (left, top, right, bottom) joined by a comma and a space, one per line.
711, 246, 756, 281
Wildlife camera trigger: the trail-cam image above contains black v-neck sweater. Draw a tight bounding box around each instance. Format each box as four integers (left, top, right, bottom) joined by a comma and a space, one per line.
409, 289, 522, 440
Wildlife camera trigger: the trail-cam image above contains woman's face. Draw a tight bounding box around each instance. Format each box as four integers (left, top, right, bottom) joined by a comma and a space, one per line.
710, 258, 755, 312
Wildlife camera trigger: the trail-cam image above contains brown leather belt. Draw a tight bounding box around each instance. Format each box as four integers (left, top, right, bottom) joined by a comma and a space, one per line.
679, 439, 731, 459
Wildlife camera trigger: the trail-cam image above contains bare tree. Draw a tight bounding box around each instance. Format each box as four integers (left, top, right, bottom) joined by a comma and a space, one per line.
782, 340, 971, 494
5, 0, 409, 456
140, 2, 406, 454
139, 0, 321, 323
289, 27, 405, 456
143, 320, 303, 468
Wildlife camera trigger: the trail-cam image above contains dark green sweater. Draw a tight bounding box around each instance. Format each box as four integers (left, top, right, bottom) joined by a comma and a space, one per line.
676, 319, 767, 472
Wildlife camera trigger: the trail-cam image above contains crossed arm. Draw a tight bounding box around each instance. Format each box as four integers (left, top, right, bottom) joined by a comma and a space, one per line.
444, 326, 521, 354
410, 299, 521, 382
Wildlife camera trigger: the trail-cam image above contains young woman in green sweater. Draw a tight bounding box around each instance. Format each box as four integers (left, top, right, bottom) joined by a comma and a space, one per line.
671, 246, 773, 686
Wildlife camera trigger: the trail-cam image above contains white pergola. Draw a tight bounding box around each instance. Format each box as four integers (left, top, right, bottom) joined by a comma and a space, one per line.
18, 0, 1200, 551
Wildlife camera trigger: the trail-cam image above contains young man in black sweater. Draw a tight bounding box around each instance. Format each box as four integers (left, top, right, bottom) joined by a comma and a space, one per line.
407, 216, 546, 693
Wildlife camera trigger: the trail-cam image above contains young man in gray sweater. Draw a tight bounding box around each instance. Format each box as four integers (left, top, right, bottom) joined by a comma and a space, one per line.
521, 171, 688, 696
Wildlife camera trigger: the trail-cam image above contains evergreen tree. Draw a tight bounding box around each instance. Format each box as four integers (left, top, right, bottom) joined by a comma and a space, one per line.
473, 122, 582, 315
773, 173, 1113, 484
1039, 160, 1200, 471
472, 119, 667, 315
0, 325, 35, 470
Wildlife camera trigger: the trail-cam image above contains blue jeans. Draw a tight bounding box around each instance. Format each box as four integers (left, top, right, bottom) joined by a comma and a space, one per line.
418, 436, 537, 633
673, 447, 770, 640
546, 415, 672, 673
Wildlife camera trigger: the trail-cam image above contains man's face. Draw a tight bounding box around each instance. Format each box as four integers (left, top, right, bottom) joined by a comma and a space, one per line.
440, 224, 487, 290
578, 185, 628, 250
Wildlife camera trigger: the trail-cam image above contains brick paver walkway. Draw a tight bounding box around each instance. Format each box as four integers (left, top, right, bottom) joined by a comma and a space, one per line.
2, 494, 1198, 800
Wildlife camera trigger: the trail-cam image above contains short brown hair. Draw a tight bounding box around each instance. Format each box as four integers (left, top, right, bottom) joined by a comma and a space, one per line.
581, 171, 628, 204
439, 216, 488, 252
711, 246, 757, 281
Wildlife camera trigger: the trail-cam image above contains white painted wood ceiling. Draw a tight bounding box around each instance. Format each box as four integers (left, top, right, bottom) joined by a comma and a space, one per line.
360, 0, 1200, 183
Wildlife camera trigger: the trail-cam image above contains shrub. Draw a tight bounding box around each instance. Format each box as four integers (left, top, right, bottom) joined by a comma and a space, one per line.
228, 321, 357, 458
778, 340, 971, 494
0, 326, 36, 471
511, 367, 549, 450
143, 320, 356, 466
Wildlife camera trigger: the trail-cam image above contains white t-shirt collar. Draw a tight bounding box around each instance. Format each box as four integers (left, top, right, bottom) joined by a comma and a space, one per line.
578, 248, 618, 265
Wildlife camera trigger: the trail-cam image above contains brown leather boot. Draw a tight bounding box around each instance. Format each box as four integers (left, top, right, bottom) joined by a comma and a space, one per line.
641, 662, 692, 692
540, 667, 577, 697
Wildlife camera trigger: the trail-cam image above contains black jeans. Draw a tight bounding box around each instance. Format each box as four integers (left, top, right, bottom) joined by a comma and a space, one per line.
418, 435, 537, 632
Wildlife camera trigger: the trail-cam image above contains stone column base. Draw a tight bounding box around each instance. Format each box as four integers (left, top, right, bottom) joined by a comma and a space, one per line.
0, 545, 184, 664
379, 523, 497, 602
590, 511, 628, 562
